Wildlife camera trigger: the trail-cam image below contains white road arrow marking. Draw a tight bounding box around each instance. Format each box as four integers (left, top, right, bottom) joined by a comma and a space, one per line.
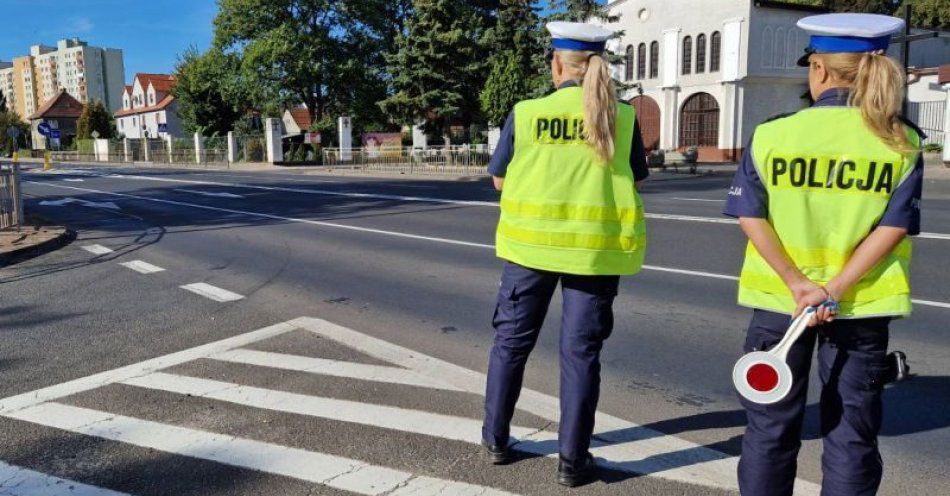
173, 189, 244, 199
38, 197, 120, 210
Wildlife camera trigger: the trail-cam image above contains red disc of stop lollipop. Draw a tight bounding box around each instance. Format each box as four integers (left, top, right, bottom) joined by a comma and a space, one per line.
733, 307, 818, 404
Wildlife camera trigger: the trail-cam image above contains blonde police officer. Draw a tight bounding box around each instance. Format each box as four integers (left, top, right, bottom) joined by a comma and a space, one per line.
723, 14, 925, 496
481, 22, 649, 487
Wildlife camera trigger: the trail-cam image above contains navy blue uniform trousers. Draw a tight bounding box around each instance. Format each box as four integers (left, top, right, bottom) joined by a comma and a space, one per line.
482, 262, 619, 465
739, 310, 891, 496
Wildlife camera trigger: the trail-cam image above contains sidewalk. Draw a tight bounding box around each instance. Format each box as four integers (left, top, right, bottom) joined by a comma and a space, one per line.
0, 221, 74, 267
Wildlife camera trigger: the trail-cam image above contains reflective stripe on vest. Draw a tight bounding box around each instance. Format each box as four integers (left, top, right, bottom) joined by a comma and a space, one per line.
738, 106, 920, 317
495, 87, 646, 276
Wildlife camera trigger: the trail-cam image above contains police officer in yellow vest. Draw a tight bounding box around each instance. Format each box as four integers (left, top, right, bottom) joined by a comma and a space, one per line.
481, 22, 649, 487
723, 13, 925, 496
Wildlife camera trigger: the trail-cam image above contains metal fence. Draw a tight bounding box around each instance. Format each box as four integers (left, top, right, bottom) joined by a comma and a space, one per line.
201, 136, 229, 165
908, 101, 946, 147
234, 133, 267, 163
0, 163, 23, 230
322, 145, 492, 175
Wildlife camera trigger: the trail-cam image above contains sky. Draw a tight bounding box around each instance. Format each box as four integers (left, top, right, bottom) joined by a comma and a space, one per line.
0, 0, 218, 82
0, 0, 597, 83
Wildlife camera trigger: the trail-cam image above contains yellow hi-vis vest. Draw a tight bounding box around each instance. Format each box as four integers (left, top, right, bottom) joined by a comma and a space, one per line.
496, 86, 646, 275
739, 106, 921, 318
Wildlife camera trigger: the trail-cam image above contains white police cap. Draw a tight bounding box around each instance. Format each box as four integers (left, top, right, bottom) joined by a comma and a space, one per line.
546, 21, 614, 52
796, 13, 904, 66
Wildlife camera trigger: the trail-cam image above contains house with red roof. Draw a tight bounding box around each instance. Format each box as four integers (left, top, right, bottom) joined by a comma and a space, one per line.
282, 106, 312, 136
28, 89, 84, 149
113, 73, 182, 139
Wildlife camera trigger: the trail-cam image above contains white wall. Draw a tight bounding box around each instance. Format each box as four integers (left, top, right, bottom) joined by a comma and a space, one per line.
603, 0, 749, 94
908, 74, 946, 103
747, 6, 813, 79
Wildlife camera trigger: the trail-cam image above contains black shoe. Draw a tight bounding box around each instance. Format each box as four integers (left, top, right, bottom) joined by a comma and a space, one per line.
481, 440, 510, 465
890, 351, 910, 382
557, 453, 596, 487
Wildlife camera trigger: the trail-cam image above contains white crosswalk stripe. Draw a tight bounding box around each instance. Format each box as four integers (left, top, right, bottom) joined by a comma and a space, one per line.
0, 460, 131, 496
6, 403, 514, 496
0, 317, 822, 495
210, 348, 462, 391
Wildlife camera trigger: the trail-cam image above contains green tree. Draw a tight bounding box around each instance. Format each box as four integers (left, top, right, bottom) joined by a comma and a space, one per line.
897, 0, 950, 28
545, 0, 619, 23
76, 100, 114, 140
480, 0, 545, 126
0, 89, 7, 113
0, 111, 29, 155
172, 47, 245, 136
214, 0, 406, 130
380, 0, 496, 140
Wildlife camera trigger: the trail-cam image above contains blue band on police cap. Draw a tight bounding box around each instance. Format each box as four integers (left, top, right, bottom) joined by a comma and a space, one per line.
809, 35, 891, 53
552, 38, 606, 52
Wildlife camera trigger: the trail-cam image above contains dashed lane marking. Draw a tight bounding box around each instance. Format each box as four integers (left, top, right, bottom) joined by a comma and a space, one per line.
0, 460, 132, 496
173, 189, 245, 199
118, 260, 165, 275
30, 182, 950, 311
180, 283, 245, 303
80, 244, 113, 256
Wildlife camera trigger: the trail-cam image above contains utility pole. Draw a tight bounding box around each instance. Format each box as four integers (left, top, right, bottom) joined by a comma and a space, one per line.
892, 4, 939, 117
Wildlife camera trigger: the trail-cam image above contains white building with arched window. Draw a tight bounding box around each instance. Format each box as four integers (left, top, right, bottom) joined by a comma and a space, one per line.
602, 0, 950, 162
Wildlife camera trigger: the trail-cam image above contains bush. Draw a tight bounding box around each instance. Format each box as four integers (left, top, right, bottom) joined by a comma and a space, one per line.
923, 143, 943, 153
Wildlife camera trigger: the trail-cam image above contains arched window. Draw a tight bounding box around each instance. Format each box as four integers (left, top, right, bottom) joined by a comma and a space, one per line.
761, 27, 773, 68
682, 36, 692, 75
786, 29, 797, 68
637, 43, 646, 80
710, 32, 721, 72
650, 41, 659, 79
680, 93, 720, 147
624, 45, 634, 81
774, 27, 786, 69
696, 34, 707, 73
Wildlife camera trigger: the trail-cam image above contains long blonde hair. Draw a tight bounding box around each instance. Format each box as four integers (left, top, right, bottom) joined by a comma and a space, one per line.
815, 52, 915, 155
557, 50, 617, 163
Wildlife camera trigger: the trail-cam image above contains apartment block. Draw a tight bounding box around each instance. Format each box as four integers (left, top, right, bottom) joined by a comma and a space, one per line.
0, 61, 14, 111
0, 38, 124, 119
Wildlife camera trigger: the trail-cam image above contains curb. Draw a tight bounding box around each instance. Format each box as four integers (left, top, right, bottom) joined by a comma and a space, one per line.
0, 227, 76, 268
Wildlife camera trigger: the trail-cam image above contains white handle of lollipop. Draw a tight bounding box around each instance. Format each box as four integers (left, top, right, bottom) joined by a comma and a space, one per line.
768, 306, 817, 360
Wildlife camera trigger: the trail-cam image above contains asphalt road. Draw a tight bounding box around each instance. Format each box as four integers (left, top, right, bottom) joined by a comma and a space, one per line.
1, 164, 948, 495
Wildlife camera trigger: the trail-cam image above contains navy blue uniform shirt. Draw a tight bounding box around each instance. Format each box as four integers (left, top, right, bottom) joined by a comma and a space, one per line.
723, 88, 924, 235
487, 81, 650, 182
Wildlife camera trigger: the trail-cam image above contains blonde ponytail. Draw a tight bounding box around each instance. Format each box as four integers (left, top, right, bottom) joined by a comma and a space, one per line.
583, 54, 617, 163
556, 50, 618, 163
817, 52, 916, 155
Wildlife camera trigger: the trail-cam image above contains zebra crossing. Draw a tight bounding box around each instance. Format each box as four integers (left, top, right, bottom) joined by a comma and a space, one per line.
0, 317, 822, 495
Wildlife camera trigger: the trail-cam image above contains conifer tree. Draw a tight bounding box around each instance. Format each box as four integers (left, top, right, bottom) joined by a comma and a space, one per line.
76, 100, 114, 140
379, 0, 494, 140
480, 0, 546, 126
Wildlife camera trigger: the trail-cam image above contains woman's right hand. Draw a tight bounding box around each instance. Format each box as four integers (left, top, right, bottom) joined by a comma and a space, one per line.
789, 279, 832, 326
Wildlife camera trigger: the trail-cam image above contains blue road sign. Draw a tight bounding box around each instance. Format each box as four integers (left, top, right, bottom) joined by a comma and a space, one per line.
37, 122, 52, 137
158, 123, 168, 133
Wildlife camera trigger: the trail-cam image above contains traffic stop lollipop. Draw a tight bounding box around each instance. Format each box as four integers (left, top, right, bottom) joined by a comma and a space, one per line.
733, 306, 820, 405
